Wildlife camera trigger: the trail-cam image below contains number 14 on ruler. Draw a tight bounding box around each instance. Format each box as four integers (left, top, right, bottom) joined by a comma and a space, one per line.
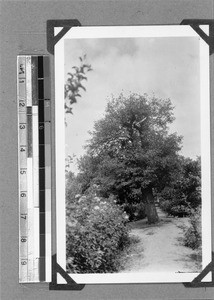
18, 56, 51, 283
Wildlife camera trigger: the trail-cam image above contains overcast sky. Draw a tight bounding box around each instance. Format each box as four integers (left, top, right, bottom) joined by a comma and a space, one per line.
64, 36, 201, 173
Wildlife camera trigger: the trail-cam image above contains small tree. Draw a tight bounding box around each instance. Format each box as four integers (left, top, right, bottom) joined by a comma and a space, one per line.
78, 93, 183, 224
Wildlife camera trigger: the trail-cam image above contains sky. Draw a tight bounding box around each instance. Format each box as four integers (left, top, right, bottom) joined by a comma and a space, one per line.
64, 36, 201, 174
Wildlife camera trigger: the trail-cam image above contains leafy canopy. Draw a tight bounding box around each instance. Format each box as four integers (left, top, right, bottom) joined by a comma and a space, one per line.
78, 93, 183, 202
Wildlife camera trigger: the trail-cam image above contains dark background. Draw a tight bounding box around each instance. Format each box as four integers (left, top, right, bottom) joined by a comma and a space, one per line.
1, 1, 214, 299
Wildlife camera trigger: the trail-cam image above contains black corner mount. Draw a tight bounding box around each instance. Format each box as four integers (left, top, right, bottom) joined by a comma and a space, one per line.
46, 19, 81, 55
181, 19, 214, 55
49, 254, 85, 290
183, 252, 214, 288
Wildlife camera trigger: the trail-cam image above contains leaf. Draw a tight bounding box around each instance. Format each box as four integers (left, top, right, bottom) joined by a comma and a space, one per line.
65, 108, 73, 114
75, 94, 82, 98
78, 83, 86, 91
78, 74, 87, 81
67, 72, 74, 77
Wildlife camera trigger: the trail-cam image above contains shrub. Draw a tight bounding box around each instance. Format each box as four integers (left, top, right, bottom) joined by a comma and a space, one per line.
65, 172, 82, 216
183, 206, 202, 250
66, 193, 130, 273
157, 157, 201, 217
158, 188, 190, 217
170, 205, 189, 217
159, 199, 172, 215
122, 202, 146, 221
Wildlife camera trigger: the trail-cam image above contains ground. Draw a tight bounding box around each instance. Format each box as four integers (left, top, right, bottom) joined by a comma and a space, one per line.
120, 207, 202, 273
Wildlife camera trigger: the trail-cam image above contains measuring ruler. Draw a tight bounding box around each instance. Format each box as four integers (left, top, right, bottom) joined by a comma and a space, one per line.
18, 55, 51, 283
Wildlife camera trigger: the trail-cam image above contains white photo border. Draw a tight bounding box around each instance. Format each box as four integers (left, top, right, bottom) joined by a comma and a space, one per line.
55, 25, 212, 284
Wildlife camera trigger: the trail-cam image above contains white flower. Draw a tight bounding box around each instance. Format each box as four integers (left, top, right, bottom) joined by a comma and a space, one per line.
94, 206, 100, 210
79, 195, 87, 202
67, 219, 77, 227
94, 196, 100, 202
93, 184, 99, 188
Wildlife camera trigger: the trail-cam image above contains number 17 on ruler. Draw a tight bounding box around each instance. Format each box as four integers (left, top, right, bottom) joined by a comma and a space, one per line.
18, 56, 39, 282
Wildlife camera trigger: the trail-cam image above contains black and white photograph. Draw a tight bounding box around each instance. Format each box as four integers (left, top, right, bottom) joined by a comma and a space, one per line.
55, 25, 211, 284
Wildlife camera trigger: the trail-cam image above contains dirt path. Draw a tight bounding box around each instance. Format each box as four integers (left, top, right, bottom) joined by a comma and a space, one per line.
121, 207, 201, 273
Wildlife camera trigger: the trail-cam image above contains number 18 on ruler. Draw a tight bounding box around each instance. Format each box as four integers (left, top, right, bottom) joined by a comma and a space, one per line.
18, 56, 51, 283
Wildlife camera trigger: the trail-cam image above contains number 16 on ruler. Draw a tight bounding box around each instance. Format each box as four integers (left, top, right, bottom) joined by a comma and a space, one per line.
18, 56, 29, 282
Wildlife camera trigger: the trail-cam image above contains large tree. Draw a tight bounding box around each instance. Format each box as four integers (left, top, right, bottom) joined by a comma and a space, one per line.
78, 93, 183, 223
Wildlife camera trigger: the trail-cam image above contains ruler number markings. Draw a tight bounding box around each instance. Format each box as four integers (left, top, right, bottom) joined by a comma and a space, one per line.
21, 236, 27, 243
21, 213, 27, 220
18, 55, 51, 283
20, 191, 27, 197
19, 124, 26, 130
21, 259, 28, 266
20, 168, 27, 175
19, 102, 26, 107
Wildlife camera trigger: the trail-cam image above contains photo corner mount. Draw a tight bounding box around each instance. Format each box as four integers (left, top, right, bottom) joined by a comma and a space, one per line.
47, 19, 82, 55
47, 18, 214, 290
181, 19, 214, 54
49, 255, 85, 290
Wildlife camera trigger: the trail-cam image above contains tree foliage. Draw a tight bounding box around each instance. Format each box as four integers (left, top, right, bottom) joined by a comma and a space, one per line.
77, 93, 183, 223
64, 54, 92, 115
158, 156, 201, 216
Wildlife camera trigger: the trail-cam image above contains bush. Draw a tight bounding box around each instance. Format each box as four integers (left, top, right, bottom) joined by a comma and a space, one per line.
65, 172, 82, 216
66, 193, 130, 273
159, 199, 172, 215
158, 188, 190, 217
157, 157, 201, 217
122, 202, 146, 221
183, 206, 202, 250
170, 205, 189, 217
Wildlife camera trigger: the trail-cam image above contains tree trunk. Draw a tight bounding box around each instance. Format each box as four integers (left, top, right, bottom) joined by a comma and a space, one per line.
141, 186, 159, 224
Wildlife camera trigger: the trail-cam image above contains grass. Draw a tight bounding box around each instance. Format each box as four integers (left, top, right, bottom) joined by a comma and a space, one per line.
117, 234, 142, 272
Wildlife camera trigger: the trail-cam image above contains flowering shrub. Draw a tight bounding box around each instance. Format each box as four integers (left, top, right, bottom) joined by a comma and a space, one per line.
66, 193, 130, 273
